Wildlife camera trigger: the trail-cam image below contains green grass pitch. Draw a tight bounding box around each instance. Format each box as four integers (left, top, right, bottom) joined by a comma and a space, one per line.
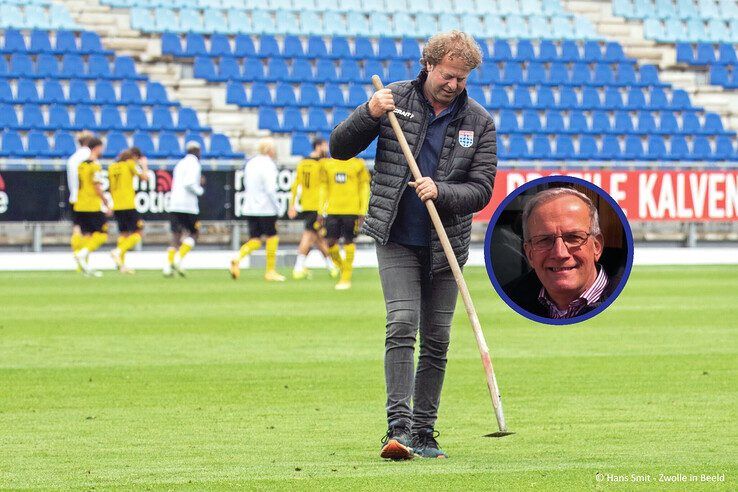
1, 265, 736, 490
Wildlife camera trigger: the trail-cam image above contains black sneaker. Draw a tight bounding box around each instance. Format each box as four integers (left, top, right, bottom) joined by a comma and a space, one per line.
380, 422, 413, 460
411, 428, 448, 459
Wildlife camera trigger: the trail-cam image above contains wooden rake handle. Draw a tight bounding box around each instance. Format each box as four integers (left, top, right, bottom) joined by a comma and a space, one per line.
370, 75, 508, 433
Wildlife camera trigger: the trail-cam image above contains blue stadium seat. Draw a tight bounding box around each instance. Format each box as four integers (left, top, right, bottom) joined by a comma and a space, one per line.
299, 84, 322, 107
184, 132, 206, 152
204, 9, 228, 35
718, 44, 737, 65
691, 136, 711, 160
388, 60, 409, 82
559, 40, 581, 62
53, 132, 76, 157
287, 59, 313, 83
113, 56, 144, 80
603, 87, 623, 110
88, 55, 112, 79
100, 105, 124, 130
0, 81, 11, 103
49, 104, 73, 130
591, 111, 611, 134
210, 34, 233, 57
581, 87, 601, 109
515, 40, 535, 61
682, 112, 701, 134
258, 107, 280, 131
306, 107, 330, 132
29, 30, 51, 54
659, 111, 679, 134
695, 43, 716, 64
1, 131, 25, 157
583, 41, 602, 62
250, 82, 272, 106
571, 63, 591, 85
537, 40, 558, 62
177, 107, 209, 132
604, 42, 626, 62
715, 135, 735, 159
194, 57, 218, 81
243, 58, 265, 81
473, 64, 499, 84
61, 54, 86, 79
499, 110, 518, 133
146, 82, 176, 106
316, 59, 339, 83
669, 135, 689, 160
2, 29, 25, 52
400, 38, 420, 62
670, 89, 692, 110
161, 33, 182, 57
80, 32, 107, 55
282, 107, 305, 132
467, 86, 486, 106
513, 87, 533, 108
554, 135, 575, 160
639, 65, 662, 86
338, 59, 361, 83
226, 81, 247, 106
265, 58, 289, 82
547, 63, 569, 85
625, 88, 646, 110
578, 135, 598, 159
227, 9, 252, 34
364, 60, 385, 80
527, 62, 546, 85
522, 110, 542, 133
531, 135, 551, 159
22, 104, 46, 130
291, 133, 312, 157
354, 37, 376, 59
544, 111, 565, 133
132, 132, 155, 157
218, 57, 242, 82
73, 105, 96, 130
274, 83, 297, 106
179, 8, 205, 34
209, 133, 242, 159
377, 37, 398, 60
234, 35, 256, 58
302, 11, 325, 36
120, 80, 143, 105
490, 86, 510, 108
307, 36, 328, 58
10, 53, 34, 78
185, 33, 208, 57
324, 11, 349, 36
258, 35, 281, 58
568, 111, 588, 134
710, 65, 730, 86
332, 107, 349, 127
492, 40, 512, 61
324, 83, 346, 107
502, 62, 524, 84
506, 135, 529, 159
16, 79, 39, 104
157, 132, 182, 158
125, 106, 149, 130
330, 37, 352, 59
281, 36, 303, 59
615, 64, 637, 86
614, 111, 634, 133
600, 135, 621, 159
649, 88, 669, 109
152, 106, 175, 130
103, 132, 128, 158
348, 84, 368, 107
637, 111, 657, 134
623, 135, 644, 160
0, 57, 8, 78
54, 30, 78, 54
534, 87, 555, 109
593, 64, 614, 85
703, 113, 728, 135
94, 80, 117, 104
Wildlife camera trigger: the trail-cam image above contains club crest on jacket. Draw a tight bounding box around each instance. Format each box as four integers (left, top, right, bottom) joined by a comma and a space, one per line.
458, 130, 474, 148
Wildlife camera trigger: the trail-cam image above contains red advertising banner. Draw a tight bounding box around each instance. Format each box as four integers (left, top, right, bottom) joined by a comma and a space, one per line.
475, 170, 738, 222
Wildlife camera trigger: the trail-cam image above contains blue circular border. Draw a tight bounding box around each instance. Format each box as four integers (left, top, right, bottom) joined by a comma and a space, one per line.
483, 175, 635, 326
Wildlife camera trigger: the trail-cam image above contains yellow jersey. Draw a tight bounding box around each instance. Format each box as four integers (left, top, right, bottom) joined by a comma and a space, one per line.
290, 158, 326, 212
108, 159, 140, 211
320, 158, 370, 216
73, 160, 103, 212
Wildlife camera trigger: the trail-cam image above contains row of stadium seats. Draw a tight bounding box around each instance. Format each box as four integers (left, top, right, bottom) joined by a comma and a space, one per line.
0, 54, 143, 80
0, 80, 176, 105
676, 42, 738, 65
163, 35, 626, 64
192, 58, 662, 87
708, 65, 738, 88
643, 17, 738, 43
0, 29, 109, 54
0, 130, 242, 158
498, 134, 737, 160
257, 105, 731, 135
104, 0, 567, 15
0, 3, 76, 30
0, 104, 210, 132
291, 131, 376, 158
226, 82, 695, 111
131, 8, 597, 39
613, 0, 738, 21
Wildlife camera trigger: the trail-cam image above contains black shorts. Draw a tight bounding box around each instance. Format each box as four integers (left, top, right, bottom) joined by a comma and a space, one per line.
70, 209, 81, 226
299, 211, 322, 232
246, 216, 277, 238
326, 215, 359, 243
114, 209, 143, 233
170, 212, 200, 235
76, 211, 108, 234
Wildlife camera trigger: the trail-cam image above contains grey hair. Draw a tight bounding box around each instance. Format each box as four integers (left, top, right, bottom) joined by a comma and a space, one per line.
521, 187, 601, 240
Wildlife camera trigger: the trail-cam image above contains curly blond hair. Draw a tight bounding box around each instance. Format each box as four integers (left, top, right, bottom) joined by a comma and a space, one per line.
419, 30, 483, 70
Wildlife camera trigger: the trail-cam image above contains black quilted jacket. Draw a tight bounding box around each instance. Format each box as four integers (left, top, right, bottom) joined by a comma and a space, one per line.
329, 72, 497, 273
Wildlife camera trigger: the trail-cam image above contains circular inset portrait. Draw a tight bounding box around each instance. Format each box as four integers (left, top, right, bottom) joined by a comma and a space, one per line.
485, 176, 633, 325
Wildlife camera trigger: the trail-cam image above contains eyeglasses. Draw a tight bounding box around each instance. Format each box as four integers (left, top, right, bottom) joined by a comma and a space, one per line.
526, 231, 592, 251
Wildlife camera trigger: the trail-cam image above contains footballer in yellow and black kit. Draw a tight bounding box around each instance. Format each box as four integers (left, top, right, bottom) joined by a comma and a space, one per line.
320, 156, 370, 290
108, 157, 144, 233
73, 159, 108, 234
290, 156, 325, 233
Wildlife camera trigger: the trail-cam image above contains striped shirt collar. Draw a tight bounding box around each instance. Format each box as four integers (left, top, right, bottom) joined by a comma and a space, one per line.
538, 265, 609, 319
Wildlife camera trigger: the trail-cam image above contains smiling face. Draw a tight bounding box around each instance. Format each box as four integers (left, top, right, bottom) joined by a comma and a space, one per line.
424, 54, 471, 108
523, 195, 604, 309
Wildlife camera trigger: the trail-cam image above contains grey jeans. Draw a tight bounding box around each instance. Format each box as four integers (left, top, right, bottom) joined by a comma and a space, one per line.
376, 241, 459, 432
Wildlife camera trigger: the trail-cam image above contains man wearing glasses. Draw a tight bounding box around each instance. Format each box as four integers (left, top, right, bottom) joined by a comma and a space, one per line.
505, 187, 616, 319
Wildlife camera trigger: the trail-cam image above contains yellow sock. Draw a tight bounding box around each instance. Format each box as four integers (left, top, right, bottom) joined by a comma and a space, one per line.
341, 243, 355, 282
120, 233, 141, 264
71, 232, 84, 253
117, 236, 125, 249
167, 247, 176, 264
86, 232, 108, 252
239, 238, 262, 260
178, 237, 194, 260
265, 236, 279, 272
328, 244, 343, 271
